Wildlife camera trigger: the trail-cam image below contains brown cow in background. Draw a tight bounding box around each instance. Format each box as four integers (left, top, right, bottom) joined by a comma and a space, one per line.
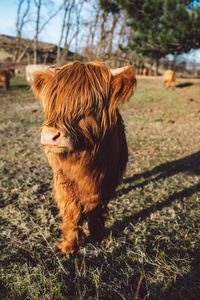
31, 61, 136, 254
142, 67, 148, 76
163, 70, 176, 88
0, 68, 15, 90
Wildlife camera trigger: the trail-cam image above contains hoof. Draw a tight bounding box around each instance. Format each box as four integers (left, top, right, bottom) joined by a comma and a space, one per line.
56, 241, 79, 255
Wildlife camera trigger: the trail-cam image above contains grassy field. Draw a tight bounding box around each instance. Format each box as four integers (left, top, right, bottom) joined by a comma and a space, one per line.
1, 74, 200, 300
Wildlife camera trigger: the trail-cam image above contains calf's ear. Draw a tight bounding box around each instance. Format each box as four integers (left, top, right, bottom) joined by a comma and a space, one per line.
110, 65, 136, 111
31, 70, 54, 100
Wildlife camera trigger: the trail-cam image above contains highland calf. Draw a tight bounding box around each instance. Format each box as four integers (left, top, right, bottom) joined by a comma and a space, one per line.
31, 61, 136, 254
163, 70, 176, 88
0, 68, 15, 89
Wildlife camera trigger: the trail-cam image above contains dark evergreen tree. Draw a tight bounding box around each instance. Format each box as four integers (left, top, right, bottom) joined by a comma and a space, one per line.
100, 0, 120, 14
121, 0, 200, 55
100, 0, 200, 73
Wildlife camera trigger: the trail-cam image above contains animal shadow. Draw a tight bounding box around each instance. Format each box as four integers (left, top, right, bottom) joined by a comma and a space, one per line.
111, 150, 200, 236
163, 245, 200, 299
176, 82, 193, 88
12, 84, 29, 90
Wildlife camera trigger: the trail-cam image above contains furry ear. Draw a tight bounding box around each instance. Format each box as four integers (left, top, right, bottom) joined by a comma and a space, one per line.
110, 66, 136, 113
31, 70, 54, 100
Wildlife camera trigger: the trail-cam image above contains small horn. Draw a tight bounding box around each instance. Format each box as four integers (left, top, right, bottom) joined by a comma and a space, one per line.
48, 66, 58, 72
111, 66, 130, 75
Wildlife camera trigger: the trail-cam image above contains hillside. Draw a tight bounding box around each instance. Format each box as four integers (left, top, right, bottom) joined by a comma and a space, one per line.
0, 34, 74, 64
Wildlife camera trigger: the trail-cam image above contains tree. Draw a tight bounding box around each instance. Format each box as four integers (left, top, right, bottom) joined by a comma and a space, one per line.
84, 0, 129, 61
57, 0, 72, 64
100, 0, 120, 14
33, 0, 62, 64
57, 0, 87, 64
83, 1, 101, 60
33, 0, 41, 64
98, 0, 120, 57
14, 0, 31, 62
117, 0, 200, 73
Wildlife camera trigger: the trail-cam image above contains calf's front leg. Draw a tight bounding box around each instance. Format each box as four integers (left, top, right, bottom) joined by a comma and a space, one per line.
56, 200, 85, 254
54, 177, 85, 254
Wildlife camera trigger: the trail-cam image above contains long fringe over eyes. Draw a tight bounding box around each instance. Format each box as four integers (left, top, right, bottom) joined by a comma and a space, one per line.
41, 62, 112, 131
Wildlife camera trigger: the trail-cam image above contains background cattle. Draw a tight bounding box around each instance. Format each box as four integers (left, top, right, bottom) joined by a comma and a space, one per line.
0, 68, 15, 90
26, 64, 49, 83
142, 67, 148, 76
31, 61, 136, 254
163, 70, 176, 88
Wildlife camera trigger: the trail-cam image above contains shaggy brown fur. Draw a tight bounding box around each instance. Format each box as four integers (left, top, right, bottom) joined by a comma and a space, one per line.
163, 70, 176, 88
0, 69, 15, 89
31, 61, 136, 254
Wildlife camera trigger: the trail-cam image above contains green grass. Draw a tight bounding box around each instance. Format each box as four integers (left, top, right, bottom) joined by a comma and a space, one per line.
1, 76, 200, 299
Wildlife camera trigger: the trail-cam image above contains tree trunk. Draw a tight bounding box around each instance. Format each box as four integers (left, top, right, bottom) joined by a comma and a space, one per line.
155, 58, 159, 76
57, 0, 68, 64
16, 43, 29, 62
14, 0, 31, 62
86, 7, 100, 60
107, 15, 118, 56
13, 37, 21, 62
96, 11, 107, 59
34, 0, 41, 64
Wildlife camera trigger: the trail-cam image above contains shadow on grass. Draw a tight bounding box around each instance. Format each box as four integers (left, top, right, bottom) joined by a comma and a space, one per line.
11, 84, 30, 90
176, 82, 193, 88
162, 246, 200, 300
0, 84, 29, 92
107, 151, 200, 298
111, 150, 200, 236
112, 182, 200, 236
121, 150, 200, 195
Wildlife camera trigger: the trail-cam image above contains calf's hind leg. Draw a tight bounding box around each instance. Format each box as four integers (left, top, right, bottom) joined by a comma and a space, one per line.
87, 205, 107, 242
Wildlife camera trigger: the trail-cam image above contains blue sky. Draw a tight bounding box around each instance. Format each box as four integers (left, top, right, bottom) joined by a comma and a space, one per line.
0, 0, 16, 37
0, 0, 64, 45
0, 0, 200, 63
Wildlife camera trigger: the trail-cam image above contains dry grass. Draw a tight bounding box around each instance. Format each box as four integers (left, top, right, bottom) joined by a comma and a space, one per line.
1, 75, 200, 299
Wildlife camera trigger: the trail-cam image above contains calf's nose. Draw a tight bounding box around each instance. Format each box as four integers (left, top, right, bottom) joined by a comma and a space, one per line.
52, 131, 61, 141
41, 127, 63, 145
